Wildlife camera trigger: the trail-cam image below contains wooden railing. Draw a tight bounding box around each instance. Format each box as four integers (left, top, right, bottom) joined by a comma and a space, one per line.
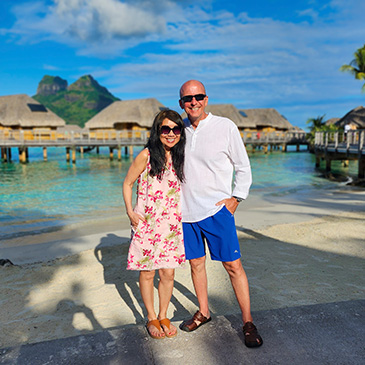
0, 129, 309, 148
242, 131, 308, 145
0, 129, 149, 147
315, 130, 365, 155
314, 129, 365, 178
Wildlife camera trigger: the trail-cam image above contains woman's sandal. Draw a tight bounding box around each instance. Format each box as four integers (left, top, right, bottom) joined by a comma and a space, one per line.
243, 322, 263, 348
146, 319, 165, 339
159, 318, 177, 338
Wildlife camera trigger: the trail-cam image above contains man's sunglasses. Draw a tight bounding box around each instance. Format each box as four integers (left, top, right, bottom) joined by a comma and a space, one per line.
180, 94, 206, 103
160, 126, 182, 135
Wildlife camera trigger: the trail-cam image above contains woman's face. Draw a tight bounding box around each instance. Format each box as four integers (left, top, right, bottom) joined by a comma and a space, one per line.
159, 118, 181, 151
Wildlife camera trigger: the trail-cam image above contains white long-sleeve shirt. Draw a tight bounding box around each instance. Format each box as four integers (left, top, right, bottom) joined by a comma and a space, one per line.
181, 113, 252, 223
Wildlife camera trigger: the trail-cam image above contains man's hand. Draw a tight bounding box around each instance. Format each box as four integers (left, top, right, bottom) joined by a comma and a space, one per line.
215, 197, 239, 214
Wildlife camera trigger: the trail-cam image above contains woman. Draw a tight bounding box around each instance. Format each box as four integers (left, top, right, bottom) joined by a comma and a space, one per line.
123, 109, 186, 339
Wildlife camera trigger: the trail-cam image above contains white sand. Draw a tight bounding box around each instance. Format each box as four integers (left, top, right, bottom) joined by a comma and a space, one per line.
1, 187, 364, 349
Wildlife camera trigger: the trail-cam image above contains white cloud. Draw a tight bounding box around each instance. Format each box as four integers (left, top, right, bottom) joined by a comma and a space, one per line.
6, 0, 171, 46
297, 8, 319, 21
55, 0, 167, 40
43, 64, 61, 70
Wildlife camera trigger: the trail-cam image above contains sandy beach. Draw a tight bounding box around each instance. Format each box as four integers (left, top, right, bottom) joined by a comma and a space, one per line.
1, 186, 364, 350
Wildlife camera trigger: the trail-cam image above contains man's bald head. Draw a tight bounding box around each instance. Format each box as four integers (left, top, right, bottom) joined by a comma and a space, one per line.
179, 80, 206, 98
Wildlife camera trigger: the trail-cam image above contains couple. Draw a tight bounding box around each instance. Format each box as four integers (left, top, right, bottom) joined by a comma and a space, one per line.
123, 80, 263, 347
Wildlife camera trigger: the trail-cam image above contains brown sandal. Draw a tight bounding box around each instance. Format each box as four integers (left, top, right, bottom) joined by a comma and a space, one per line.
243, 322, 263, 348
180, 310, 212, 332
159, 318, 177, 338
146, 319, 165, 339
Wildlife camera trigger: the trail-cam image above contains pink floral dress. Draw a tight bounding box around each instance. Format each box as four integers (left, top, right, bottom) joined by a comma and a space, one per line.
127, 150, 185, 270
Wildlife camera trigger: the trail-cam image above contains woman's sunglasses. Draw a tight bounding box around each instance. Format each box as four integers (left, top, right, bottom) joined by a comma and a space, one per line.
180, 94, 206, 103
160, 126, 182, 135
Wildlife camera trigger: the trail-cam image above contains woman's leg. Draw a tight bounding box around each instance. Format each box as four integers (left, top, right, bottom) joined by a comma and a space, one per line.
158, 268, 177, 336
139, 270, 164, 338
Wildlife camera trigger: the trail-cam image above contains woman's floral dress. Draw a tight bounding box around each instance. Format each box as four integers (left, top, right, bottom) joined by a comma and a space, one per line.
127, 151, 185, 270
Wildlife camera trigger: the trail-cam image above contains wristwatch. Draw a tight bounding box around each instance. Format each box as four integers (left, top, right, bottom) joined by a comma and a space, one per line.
233, 196, 244, 203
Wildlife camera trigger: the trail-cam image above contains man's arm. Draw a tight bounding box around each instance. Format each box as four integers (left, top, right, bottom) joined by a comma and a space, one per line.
216, 126, 252, 214
229, 126, 252, 200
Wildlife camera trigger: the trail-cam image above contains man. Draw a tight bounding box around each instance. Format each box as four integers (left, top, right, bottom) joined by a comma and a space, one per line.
344, 123, 351, 141
178, 80, 263, 348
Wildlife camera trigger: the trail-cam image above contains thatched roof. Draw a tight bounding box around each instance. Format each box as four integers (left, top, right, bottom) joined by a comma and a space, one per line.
181, 104, 256, 128
85, 98, 166, 129
239, 108, 294, 130
290, 125, 306, 133
325, 118, 340, 126
0, 94, 65, 128
335, 106, 365, 128
57, 124, 83, 133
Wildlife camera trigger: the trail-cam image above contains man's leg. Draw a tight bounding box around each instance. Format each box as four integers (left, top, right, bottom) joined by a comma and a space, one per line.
180, 255, 212, 332
223, 258, 263, 347
222, 258, 252, 324
190, 255, 210, 319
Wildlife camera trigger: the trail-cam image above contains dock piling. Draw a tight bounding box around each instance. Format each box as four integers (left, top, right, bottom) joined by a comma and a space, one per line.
43, 147, 47, 162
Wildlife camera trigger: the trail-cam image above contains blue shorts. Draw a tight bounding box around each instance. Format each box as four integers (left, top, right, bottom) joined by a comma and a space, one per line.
182, 206, 241, 262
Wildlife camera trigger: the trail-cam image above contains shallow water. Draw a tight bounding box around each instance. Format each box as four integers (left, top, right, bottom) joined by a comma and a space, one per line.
0, 145, 359, 240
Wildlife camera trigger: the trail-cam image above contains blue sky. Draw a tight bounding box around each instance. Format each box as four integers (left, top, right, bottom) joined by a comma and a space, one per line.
1, 0, 364, 130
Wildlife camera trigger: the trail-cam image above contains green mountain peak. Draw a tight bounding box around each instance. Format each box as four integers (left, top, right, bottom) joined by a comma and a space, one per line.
33, 74, 120, 127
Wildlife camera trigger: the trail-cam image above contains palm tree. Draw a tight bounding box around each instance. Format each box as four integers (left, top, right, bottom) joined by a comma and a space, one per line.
340, 44, 365, 92
306, 115, 338, 145
306, 115, 326, 131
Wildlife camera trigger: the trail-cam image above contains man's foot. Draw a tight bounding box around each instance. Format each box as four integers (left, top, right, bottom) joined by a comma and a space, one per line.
243, 322, 263, 348
159, 318, 177, 338
180, 310, 212, 332
146, 319, 165, 339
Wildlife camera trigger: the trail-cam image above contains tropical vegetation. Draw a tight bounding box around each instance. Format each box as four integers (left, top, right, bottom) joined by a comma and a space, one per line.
306, 115, 339, 144
340, 44, 365, 92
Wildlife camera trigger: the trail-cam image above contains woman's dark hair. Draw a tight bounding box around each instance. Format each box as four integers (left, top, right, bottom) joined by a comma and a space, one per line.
145, 109, 186, 182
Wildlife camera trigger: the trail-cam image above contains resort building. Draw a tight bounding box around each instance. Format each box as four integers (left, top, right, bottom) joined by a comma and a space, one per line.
335, 106, 365, 130
239, 108, 295, 132
207, 104, 256, 131
325, 118, 340, 126
56, 124, 83, 139
0, 94, 65, 139
181, 103, 256, 132
84, 98, 166, 134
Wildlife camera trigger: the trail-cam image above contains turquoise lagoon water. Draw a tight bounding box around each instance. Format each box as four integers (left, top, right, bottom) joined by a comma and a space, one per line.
0, 146, 358, 241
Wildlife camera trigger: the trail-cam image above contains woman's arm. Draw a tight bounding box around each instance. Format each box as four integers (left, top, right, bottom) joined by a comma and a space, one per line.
123, 148, 149, 228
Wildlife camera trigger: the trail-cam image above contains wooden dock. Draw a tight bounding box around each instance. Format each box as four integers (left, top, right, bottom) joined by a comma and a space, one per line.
0, 130, 148, 163
242, 131, 308, 152
0, 129, 309, 163
314, 130, 365, 178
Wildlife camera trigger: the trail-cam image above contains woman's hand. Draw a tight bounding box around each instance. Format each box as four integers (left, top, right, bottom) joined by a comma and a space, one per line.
127, 211, 145, 229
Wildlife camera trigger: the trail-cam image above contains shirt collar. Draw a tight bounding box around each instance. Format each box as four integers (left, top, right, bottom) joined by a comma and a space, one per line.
184, 112, 212, 131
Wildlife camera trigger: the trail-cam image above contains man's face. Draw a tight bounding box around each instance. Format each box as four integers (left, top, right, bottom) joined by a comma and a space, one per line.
179, 81, 208, 123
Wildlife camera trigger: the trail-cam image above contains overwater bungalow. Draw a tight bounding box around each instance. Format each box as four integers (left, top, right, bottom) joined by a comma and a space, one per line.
181, 103, 256, 132
207, 104, 256, 131
239, 108, 294, 133
84, 98, 166, 135
56, 124, 83, 139
0, 94, 65, 139
325, 118, 340, 126
335, 106, 365, 130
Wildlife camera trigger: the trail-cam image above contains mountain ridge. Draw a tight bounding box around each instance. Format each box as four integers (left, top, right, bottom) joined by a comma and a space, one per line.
33, 75, 119, 127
